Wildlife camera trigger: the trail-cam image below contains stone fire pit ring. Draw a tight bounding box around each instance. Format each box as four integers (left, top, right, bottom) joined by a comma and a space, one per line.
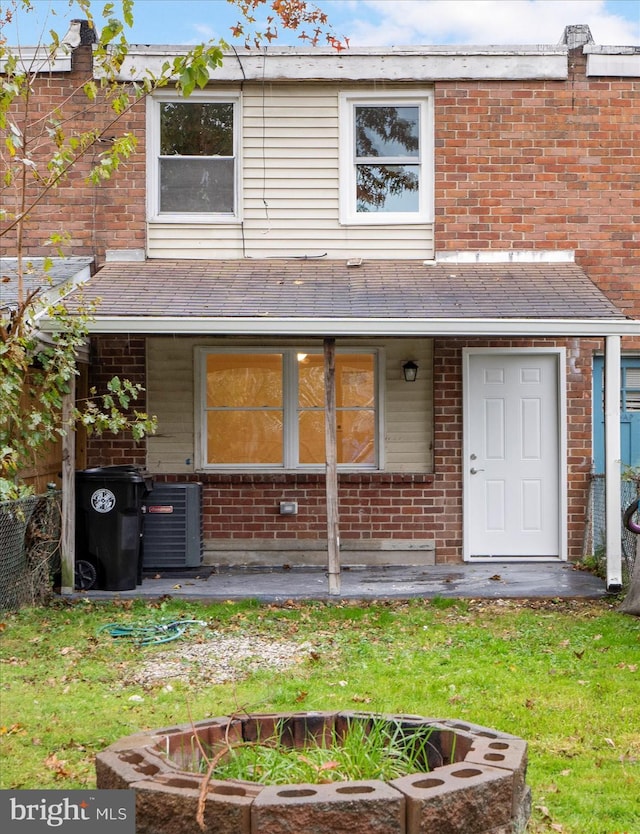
96, 711, 531, 833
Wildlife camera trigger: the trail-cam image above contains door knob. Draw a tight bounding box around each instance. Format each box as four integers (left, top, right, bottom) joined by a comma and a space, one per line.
470, 468, 485, 475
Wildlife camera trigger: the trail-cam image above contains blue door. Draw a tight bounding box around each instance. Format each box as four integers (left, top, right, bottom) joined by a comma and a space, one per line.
593, 356, 640, 474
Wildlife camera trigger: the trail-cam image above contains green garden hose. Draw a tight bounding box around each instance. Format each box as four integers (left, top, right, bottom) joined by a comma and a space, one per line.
97, 619, 207, 645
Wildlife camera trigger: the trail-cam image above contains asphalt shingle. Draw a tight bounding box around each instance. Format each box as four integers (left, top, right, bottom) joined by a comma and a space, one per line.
61, 258, 625, 321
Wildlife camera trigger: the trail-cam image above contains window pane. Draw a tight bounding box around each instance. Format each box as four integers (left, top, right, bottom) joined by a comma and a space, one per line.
298, 410, 376, 465
357, 164, 419, 213
206, 354, 282, 407
355, 106, 419, 158
299, 411, 325, 464
625, 369, 640, 412
298, 355, 324, 408
337, 354, 374, 407
160, 102, 233, 156
207, 411, 283, 464
298, 354, 375, 464
160, 158, 234, 213
338, 410, 375, 465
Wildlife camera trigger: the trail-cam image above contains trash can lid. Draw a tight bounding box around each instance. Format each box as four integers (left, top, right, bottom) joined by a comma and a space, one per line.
77, 465, 148, 482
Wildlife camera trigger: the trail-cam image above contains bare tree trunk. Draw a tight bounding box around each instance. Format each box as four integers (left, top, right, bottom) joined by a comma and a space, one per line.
619, 536, 640, 615
619, 499, 640, 615
60, 380, 76, 594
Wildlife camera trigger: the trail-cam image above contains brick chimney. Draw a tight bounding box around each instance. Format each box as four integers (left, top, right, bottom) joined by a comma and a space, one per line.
61, 18, 97, 49
560, 24, 594, 50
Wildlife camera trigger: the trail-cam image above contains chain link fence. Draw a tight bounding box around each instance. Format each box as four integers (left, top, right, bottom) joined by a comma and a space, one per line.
0, 490, 61, 611
585, 475, 639, 586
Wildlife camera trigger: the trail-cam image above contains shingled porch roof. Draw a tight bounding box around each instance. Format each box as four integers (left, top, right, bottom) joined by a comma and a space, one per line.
53, 258, 634, 337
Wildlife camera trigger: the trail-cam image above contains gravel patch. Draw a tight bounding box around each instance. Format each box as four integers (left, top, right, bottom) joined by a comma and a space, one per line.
128, 631, 314, 688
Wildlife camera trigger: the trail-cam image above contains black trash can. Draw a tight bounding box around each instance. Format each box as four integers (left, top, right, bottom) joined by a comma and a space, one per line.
76, 466, 152, 591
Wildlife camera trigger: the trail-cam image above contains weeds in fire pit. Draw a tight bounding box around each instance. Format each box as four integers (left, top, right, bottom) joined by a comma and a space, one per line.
198, 716, 441, 785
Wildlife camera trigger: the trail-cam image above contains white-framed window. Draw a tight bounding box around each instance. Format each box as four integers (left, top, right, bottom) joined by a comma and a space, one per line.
339, 91, 433, 225
147, 91, 240, 222
195, 348, 382, 470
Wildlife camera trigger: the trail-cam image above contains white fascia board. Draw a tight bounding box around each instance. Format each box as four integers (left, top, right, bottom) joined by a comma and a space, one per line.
434, 250, 575, 264
0, 46, 73, 73
106, 45, 568, 83
40, 316, 639, 338
585, 52, 640, 77
32, 263, 93, 321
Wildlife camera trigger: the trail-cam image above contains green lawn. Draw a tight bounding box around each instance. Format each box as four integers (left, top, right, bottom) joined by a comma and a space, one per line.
1, 597, 638, 833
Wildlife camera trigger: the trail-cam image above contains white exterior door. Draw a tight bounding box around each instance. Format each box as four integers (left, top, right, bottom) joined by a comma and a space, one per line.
464, 350, 564, 559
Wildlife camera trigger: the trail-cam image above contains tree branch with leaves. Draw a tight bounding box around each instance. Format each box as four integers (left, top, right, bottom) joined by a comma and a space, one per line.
1, 0, 344, 500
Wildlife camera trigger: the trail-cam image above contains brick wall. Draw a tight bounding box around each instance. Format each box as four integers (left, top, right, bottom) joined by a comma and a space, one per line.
434, 47, 640, 342
151, 472, 438, 542
3, 45, 146, 260
86, 335, 147, 467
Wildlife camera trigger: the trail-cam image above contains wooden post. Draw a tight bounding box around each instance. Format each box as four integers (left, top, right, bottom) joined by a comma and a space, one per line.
324, 338, 340, 595
60, 378, 76, 594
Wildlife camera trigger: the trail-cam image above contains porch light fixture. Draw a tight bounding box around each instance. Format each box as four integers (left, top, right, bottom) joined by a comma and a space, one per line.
402, 360, 419, 382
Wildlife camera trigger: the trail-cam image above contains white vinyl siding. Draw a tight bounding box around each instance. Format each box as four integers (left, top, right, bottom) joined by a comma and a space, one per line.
146, 337, 433, 474
146, 82, 435, 260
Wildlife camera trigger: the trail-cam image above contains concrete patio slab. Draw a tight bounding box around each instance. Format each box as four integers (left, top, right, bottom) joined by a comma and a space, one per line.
67, 561, 607, 603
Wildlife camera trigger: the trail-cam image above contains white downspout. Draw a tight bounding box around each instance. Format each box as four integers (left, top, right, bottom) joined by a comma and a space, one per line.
604, 335, 622, 591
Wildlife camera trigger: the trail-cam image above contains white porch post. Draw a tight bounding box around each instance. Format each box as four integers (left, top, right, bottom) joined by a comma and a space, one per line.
60, 379, 76, 595
604, 335, 622, 591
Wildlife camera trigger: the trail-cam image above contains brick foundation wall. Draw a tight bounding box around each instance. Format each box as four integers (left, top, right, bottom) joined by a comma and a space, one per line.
155, 471, 438, 543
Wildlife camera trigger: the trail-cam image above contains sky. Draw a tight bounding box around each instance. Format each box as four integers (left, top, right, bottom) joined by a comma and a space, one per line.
3, 0, 640, 47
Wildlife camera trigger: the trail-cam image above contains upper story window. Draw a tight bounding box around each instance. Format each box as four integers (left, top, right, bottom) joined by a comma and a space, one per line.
340, 91, 433, 225
147, 92, 239, 222
196, 348, 380, 470
623, 365, 640, 412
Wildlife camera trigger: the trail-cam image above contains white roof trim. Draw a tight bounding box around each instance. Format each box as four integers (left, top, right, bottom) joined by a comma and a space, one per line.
0, 46, 73, 73
32, 263, 93, 320
40, 316, 639, 338
585, 52, 640, 77
105, 45, 569, 82
433, 250, 575, 264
